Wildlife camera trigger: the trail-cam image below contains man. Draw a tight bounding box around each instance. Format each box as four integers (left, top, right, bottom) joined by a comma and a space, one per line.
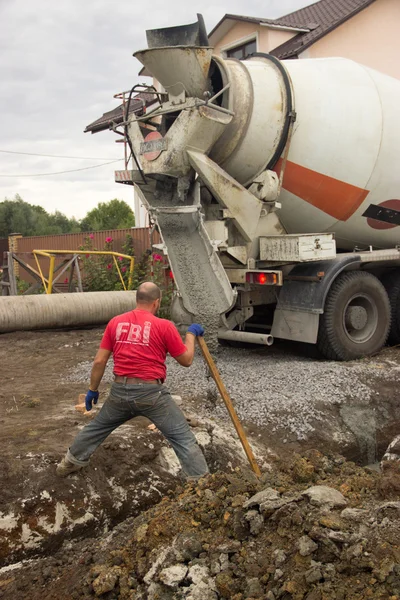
56, 281, 209, 479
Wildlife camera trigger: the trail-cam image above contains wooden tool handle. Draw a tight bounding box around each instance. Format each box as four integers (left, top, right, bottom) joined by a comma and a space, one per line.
197, 336, 261, 477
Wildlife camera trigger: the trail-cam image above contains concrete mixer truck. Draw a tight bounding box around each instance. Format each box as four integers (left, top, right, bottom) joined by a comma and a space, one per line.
121, 16, 400, 361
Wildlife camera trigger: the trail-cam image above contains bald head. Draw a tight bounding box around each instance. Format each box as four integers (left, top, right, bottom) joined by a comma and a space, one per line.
136, 282, 161, 306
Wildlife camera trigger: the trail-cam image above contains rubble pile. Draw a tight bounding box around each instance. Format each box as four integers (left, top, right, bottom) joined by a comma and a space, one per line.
4, 451, 399, 600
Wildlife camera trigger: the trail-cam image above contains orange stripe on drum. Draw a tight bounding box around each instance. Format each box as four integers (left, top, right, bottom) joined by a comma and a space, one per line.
275, 159, 369, 222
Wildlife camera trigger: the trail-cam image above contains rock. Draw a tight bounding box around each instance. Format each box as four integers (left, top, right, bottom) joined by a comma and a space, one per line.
319, 514, 343, 530
376, 501, 400, 521
92, 567, 120, 596
203, 489, 216, 501
327, 530, 353, 544
381, 434, 400, 463
273, 549, 287, 566
215, 572, 240, 598
215, 540, 241, 554
186, 581, 218, 600
245, 577, 264, 598
292, 456, 315, 482
147, 581, 173, 600
210, 556, 221, 575
373, 559, 395, 583
302, 485, 347, 508
243, 488, 280, 509
219, 553, 230, 572
341, 508, 369, 522
232, 509, 251, 540
144, 547, 173, 584
159, 564, 188, 587
274, 568, 283, 580
304, 564, 323, 584
174, 533, 203, 562
134, 523, 149, 542
266, 592, 276, 600
244, 510, 264, 535
187, 564, 210, 585
323, 563, 336, 581
343, 542, 364, 561
244, 488, 299, 517
298, 535, 318, 556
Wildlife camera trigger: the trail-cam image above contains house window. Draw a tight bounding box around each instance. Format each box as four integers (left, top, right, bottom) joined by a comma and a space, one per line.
227, 39, 257, 60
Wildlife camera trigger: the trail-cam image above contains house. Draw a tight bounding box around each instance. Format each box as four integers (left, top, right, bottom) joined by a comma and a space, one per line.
209, 0, 400, 80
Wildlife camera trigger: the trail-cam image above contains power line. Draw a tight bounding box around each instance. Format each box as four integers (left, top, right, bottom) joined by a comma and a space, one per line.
0, 159, 123, 178
0, 149, 121, 160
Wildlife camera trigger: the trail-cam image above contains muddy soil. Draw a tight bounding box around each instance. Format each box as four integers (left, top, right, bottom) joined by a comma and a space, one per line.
0, 328, 399, 599
1, 455, 400, 600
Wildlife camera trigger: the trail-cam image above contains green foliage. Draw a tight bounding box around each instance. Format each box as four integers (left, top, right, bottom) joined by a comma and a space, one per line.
80, 199, 135, 232
16, 277, 30, 295
78, 236, 174, 316
0, 196, 134, 237
0, 195, 80, 237
79, 235, 135, 292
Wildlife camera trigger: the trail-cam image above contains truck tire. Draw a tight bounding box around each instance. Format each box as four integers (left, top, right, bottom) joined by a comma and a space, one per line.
381, 271, 400, 345
317, 271, 390, 361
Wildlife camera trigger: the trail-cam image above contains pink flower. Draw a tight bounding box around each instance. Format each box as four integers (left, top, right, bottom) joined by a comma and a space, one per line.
105, 237, 113, 243
118, 256, 123, 262
89, 234, 94, 239
64, 277, 69, 283
107, 263, 112, 269
85, 254, 90, 258
153, 253, 163, 262
121, 266, 127, 273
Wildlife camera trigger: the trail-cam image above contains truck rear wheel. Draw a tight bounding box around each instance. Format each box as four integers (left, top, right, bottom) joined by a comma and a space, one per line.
317, 271, 390, 361
382, 271, 400, 345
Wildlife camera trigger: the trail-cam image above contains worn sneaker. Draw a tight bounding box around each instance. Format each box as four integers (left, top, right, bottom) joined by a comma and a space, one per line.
56, 456, 83, 477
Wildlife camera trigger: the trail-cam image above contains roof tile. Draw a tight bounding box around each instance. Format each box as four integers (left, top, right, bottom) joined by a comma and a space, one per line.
271, 0, 376, 58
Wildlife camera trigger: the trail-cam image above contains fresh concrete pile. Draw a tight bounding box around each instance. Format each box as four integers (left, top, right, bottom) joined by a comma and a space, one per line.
65, 346, 400, 460
3, 450, 399, 600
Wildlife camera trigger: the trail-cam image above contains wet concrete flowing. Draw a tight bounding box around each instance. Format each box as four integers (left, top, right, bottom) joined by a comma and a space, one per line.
157, 210, 233, 348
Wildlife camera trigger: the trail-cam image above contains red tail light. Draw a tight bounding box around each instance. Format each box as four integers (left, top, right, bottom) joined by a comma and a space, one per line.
246, 271, 279, 285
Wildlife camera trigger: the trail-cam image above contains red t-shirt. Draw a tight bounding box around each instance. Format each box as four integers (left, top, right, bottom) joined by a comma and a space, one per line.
100, 309, 187, 381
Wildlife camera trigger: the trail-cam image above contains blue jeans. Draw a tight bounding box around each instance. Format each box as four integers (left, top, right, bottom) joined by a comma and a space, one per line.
68, 383, 209, 478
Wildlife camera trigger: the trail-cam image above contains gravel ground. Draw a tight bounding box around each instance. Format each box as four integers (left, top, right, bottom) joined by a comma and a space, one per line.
63, 344, 400, 442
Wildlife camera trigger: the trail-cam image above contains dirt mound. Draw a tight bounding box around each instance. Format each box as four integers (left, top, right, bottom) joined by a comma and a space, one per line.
2, 451, 399, 600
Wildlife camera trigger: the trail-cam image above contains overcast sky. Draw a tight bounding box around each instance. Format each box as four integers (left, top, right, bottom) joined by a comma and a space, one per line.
0, 0, 312, 220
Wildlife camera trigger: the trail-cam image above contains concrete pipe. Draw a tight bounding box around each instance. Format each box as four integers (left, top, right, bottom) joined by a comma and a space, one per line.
0, 291, 136, 333
218, 329, 274, 346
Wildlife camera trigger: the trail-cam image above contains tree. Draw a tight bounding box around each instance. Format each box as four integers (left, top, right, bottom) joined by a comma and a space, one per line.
0, 195, 81, 237
80, 199, 135, 232
0, 196, 135, 238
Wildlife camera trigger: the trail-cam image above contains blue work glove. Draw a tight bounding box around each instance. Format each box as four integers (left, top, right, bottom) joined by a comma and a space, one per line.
85, 389, 99, 412
187, 323, 205, 337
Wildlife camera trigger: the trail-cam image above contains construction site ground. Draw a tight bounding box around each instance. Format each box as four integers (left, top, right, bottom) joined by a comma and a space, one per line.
0, 327, 399, 599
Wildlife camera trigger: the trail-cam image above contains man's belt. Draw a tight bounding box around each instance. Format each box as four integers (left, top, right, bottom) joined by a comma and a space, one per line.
114, 376, 162, 385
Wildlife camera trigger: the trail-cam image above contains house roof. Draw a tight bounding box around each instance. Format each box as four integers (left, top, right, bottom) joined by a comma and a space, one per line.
209, 0, 376, 59
271, 0, 376, 59
84, 93, 155, 134
208, 14, 311, 45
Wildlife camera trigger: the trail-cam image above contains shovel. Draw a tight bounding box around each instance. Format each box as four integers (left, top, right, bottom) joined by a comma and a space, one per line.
197, 336, 261, 477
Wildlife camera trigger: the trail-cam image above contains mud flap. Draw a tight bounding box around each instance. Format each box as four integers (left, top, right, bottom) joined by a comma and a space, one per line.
271, 254, 361, 343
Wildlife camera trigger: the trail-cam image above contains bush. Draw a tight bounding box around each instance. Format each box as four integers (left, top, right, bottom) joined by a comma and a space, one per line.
78, 235, 174, 316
